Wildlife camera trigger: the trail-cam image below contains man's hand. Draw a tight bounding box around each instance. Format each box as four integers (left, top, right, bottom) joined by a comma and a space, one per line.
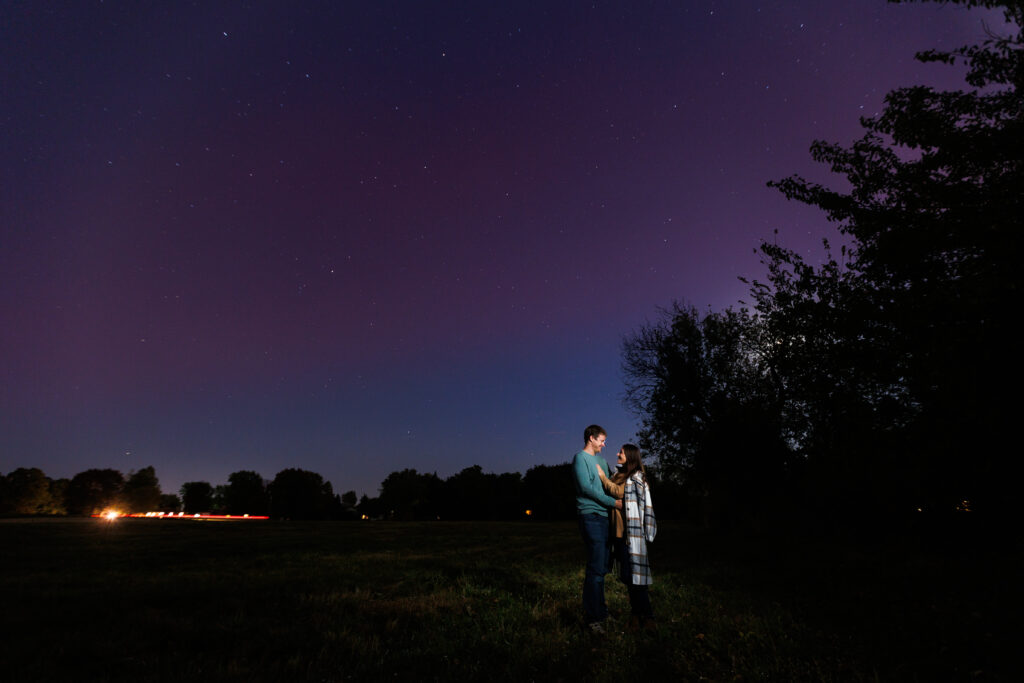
615, 500, 623, 510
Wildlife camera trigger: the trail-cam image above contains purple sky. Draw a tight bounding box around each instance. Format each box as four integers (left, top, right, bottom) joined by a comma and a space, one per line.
0, 1, 995, 498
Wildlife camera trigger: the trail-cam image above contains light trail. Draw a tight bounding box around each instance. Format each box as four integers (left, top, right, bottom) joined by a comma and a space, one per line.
93, 511, 269, 521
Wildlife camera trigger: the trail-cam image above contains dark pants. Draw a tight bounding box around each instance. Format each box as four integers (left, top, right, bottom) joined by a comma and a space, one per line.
578, 513, 610, 623
614, 535, 653, 619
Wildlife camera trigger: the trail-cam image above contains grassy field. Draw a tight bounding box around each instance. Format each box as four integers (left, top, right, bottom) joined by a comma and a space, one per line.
0, 518, 1016, 682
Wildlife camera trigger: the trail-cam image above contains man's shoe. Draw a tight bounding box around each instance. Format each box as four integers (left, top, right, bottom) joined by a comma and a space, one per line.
587, 621, 606, 635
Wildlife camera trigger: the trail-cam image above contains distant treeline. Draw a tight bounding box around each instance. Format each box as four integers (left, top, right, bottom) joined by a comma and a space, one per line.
0, 463, 687, 521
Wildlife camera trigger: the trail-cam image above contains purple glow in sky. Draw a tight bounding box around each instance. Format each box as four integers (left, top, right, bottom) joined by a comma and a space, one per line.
0, 1, 994, 497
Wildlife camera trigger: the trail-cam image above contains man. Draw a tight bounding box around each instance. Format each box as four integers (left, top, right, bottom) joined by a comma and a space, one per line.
572, 424, 621, 632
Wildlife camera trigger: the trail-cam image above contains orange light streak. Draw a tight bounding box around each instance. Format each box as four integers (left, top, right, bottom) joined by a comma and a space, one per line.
92, 512, 269, 521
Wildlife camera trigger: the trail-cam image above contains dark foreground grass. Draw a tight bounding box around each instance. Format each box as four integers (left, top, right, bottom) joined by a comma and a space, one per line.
0, 518, 1017, 682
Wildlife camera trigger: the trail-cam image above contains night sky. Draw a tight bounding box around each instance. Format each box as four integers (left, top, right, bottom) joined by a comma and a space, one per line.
1, 1, 995, 498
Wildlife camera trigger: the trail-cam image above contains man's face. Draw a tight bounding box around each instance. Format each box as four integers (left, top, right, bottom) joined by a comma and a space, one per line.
590, 434, 607, 453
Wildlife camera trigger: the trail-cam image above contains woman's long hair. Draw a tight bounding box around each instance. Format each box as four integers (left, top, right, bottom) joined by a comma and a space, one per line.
611, 444, 645, 484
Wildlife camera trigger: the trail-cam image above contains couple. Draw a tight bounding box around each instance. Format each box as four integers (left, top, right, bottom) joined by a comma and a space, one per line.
573, 424, 657, 634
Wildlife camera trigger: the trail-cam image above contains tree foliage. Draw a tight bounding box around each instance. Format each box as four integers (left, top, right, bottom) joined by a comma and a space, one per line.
625, 0, 1021, 527
751, 0, 1021, 517
439, 466, 523, 520
0, 468, 64, 515
122, 466, 162, 513
224, 470, 269, 515
66, 469, 125, 516
180, 481, 214, 514
521, 463, 576, 520
268, 468, 339, 520
623, 305, 772, 469
622, 304, 792, 527
376, 468, 443, 520
3, 459, 673, 522
159, 494, 181, 512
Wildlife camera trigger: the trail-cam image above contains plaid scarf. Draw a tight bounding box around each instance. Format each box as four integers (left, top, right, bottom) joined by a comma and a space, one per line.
624, 472, 656, 585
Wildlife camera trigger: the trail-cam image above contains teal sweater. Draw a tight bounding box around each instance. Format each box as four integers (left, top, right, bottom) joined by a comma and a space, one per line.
573, 450, 617, 515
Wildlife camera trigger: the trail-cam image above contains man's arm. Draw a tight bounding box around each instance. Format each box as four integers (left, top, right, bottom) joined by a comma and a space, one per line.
573, 454, 618, 507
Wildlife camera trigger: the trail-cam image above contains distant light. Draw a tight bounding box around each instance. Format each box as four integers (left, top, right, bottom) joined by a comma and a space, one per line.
96, 512, 268, 521
524, 509, 532, 516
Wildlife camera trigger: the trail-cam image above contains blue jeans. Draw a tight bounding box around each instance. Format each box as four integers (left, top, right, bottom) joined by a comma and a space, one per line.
578, 513, 611, 623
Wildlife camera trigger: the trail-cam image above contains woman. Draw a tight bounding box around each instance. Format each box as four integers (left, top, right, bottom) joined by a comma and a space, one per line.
597, 444, 657, 630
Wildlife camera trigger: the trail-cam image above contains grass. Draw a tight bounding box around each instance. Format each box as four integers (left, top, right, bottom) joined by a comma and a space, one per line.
0, 518, 1017, 682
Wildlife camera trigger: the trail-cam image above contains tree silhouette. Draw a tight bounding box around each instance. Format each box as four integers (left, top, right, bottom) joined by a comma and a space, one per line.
356, 493, 384, 519
439, 466, 524, 520
521, 463, 575, 520
224, 470, 269, 515
122, 466, 162, 513
622, 304, 790, 527
747, 0, 1022, 520
66, 469, 124, 516
268, 468, 336, 519
0, 468, 63, 515
159, 494, 181, 512
180, 481, 214, 514
377, 469, 442, 520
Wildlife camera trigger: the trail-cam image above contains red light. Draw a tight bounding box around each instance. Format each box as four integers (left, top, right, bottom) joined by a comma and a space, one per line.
93, 512, 269, 521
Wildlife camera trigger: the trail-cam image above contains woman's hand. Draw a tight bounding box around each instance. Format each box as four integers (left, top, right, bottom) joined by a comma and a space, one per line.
597, 466, 624, 499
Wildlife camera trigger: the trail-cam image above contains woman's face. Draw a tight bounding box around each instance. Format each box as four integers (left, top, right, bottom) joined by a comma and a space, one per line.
616, 449, 626, 465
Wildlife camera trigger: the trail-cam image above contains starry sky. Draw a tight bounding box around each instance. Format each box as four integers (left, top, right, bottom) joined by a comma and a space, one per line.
0, 1, 996, 498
